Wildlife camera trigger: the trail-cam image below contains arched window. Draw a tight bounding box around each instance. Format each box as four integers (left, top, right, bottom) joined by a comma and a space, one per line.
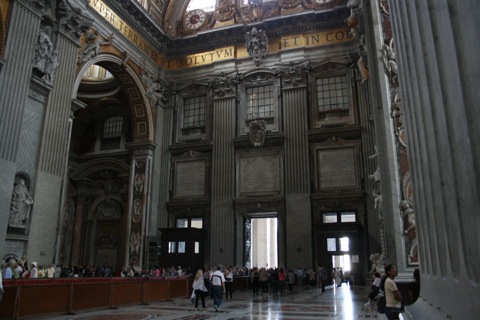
187, 0, 216, 12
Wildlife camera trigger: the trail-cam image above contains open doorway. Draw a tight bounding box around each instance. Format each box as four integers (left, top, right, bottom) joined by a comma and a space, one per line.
246, 216, 278, 268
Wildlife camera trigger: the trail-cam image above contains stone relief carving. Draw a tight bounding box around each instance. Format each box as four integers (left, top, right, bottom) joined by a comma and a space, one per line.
130, 231, 140, 254
9, 176, 34, 228
245, 27, 268, 67
248, 119, 266, 148
208, 71, 239, 97
275, 61, 311, 87
369, 252, 385, 276
142, 69, 170, 105
78, 30, 113, 65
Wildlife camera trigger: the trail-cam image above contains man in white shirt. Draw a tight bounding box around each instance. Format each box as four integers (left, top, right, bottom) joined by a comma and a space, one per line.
210, 264, 225, 312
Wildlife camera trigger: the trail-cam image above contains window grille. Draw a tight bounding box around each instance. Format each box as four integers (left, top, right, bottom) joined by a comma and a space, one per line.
101, 116, 122, 150
316, 75, 349, 113
183, 96, 206, 128
246, 84, 274, 120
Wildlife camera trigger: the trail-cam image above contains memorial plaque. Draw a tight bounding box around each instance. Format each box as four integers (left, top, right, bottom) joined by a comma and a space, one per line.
317, 147, 357, 189
239, 154, 280, 194
175, 160, 206, 197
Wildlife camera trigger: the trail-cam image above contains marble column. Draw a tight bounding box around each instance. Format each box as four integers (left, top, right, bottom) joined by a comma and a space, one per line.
388, 0, 480, 318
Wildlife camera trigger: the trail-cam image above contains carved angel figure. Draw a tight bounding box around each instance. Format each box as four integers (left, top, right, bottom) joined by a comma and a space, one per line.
400, 199, 416, 234
245, 27, 268, 67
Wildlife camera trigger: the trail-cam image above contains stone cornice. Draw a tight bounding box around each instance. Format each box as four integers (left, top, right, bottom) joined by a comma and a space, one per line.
96, 1, 349, 57
101, 0, 171, 51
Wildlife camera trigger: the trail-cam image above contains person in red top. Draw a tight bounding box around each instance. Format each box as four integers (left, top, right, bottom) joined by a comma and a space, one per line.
278, 267, 286, 295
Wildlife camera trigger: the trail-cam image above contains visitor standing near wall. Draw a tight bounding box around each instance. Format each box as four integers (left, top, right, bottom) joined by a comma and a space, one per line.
384, 264, 402, 320
210, 264, 225, 312
224, 266, 234, 300
0, 269, 3, 303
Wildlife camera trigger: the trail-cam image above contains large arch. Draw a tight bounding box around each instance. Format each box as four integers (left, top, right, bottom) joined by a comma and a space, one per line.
73, 54, 155, 143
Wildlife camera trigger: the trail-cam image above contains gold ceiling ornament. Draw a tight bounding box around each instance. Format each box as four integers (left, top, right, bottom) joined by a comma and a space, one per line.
213, 0, 237, 22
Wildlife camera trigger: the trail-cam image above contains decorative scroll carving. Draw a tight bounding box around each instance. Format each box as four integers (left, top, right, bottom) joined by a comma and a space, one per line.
275, 60, 311, 87
245, 27, 268, 67
57, 1, 93, 41
208, 71, 239, 97
248, 119, 266, 147
78, 30, 113, 65
213, 0, 236, 22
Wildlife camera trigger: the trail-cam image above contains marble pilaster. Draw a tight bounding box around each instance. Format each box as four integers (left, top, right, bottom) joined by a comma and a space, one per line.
210, 95, 236, 265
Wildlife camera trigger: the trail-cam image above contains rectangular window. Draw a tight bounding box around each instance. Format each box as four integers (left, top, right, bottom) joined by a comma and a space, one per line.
176, 219, 188, 228
327, 238, 337, 251
183, 96, 206, 128
178, 241, 186, 253
340, 212, 356, 223
340, 237, 350, 252
195, 241, 200, 254
316, 75, 349, 113
323, 213, 338, 223
191, 218, 203, 229
246, 85, 274, 121
168, 241, 176, 253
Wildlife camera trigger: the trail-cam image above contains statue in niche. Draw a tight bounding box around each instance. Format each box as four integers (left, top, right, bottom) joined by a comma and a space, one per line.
78, 30, 113, 64
245, 27, 268, 67
9, 178, 34, 228
42, 49, 59, 84
33, 26, 54, 75
400, 199, 416, 235
248, 119, 266, 147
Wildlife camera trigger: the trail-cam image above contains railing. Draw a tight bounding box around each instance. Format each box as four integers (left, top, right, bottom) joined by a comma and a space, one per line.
0, 276, 253, 319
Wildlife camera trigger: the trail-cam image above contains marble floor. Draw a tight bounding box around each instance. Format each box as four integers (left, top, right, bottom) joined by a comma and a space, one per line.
29, 284, 404, 320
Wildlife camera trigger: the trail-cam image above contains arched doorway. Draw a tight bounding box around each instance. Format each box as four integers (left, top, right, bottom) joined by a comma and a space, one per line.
61, 54, 155, 273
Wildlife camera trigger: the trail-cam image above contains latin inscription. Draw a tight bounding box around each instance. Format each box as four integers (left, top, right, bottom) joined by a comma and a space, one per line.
175, 160, 206, 197
317, 147, 357, 189
239, 154, 280, 194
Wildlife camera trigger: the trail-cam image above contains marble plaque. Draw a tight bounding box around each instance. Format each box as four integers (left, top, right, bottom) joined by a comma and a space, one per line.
239, 154, 280, 194
4, 240, 25, 258
175, 160, 206, 197
317, 147, 357, 189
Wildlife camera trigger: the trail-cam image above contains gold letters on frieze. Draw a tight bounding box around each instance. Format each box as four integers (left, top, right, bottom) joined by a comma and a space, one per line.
89, 0, 352, 70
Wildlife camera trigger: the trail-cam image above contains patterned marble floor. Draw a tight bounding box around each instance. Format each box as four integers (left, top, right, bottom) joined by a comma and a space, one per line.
28, 284, 401, 320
